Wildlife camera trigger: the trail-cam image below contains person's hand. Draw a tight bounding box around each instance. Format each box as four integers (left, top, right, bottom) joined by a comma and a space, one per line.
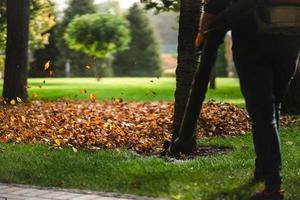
195, 12, 216, 48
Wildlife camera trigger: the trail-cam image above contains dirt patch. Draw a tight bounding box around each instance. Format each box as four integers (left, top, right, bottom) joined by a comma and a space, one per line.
145, 145, 233, 161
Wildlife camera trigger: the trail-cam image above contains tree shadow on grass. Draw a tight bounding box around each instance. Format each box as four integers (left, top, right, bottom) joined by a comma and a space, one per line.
206, 179, 258, 200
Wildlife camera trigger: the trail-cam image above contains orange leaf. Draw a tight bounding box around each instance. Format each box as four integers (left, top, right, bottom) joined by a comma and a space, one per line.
32, 93, 38, 98
10, 116, 16, 122
89, 93, 96, 102
21, 116, 26, 123
44, 60, 50, 70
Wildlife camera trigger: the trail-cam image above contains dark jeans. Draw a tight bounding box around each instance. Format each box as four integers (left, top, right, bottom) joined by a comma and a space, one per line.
232, 33, 300, 186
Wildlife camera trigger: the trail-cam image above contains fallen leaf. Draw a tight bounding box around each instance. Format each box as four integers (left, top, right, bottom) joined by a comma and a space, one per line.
10, 116, 16, 122
72, 146, 78, 153
21, 116, 26, 123
16, 97, 23, 103
0, 101, 296, 154
10, 99, 16, 105
54, 139, 61, 146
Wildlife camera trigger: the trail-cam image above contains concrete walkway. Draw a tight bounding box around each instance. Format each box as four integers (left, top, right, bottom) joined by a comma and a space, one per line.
0, 183, 166, 200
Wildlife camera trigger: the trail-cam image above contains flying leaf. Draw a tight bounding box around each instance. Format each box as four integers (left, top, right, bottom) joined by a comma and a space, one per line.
44, 60, 50, 70
85, 65, 91, 69
89, 93, 96, 102
80, 89, 87, 94
32, 93, 38, 98
49, 70, 55, 77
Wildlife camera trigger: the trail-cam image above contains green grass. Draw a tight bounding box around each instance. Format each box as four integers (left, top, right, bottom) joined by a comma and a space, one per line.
0, 127, 300, 200
0, 78, 244, 104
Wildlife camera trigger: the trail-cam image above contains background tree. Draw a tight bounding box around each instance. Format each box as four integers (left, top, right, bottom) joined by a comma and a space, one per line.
113, 3, 162, 77
0, 0, 55, 52
0, 0, 6, 51
0, 0, 55, 78
64, 13, 130, 76
3, 0, 30, 101
141, 0, 179, 12
148, 11, 178, 54
95, 0, 121, 14
56, 0, 97, 77
29, 26, 60, 77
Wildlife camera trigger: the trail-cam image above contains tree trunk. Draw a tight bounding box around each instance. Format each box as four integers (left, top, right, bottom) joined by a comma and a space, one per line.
172, 0, 201, 141
282, 60, 300, 115
3, 0, 29, 101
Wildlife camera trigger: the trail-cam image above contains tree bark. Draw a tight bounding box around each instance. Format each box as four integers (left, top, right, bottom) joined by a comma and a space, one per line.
282, 60, 300, 115
172, 0, 201, 141
3, 0, 29, 101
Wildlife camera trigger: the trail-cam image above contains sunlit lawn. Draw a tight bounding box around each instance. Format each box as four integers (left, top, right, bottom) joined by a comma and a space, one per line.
0, 77, 299, 200
0, 77, 244, 105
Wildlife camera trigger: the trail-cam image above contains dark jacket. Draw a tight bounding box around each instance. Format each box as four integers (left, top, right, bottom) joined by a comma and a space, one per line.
203, 0, 257, 37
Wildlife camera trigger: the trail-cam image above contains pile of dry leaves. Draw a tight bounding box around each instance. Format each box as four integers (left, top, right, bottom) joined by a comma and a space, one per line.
0, 101, 297, 153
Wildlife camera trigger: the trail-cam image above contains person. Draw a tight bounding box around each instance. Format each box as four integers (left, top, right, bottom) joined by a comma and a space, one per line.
198, 0, 300, 199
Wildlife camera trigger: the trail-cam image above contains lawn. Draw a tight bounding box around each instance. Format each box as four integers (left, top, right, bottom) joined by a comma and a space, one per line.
0, 78, 299, 200
0, 77, 244, 105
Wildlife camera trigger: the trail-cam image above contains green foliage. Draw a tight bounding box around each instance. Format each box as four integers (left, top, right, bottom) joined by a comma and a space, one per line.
0, 0, 6, 50
29, 0, 56, 50
64, 13, 130, 58
0, 54, 4, 72
113, 4, 162, 77
0, 0, 55, 51
140, 0, 180, 12
216, 43, 228, 77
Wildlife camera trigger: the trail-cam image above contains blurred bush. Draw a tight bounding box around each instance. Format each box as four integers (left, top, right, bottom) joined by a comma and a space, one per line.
64, 13, 130, 58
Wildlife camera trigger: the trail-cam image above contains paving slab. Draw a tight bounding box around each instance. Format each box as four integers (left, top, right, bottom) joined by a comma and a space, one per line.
0, 183, 167, 200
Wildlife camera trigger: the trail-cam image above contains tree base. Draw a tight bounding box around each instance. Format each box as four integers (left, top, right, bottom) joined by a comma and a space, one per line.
170, 137, 197, 155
